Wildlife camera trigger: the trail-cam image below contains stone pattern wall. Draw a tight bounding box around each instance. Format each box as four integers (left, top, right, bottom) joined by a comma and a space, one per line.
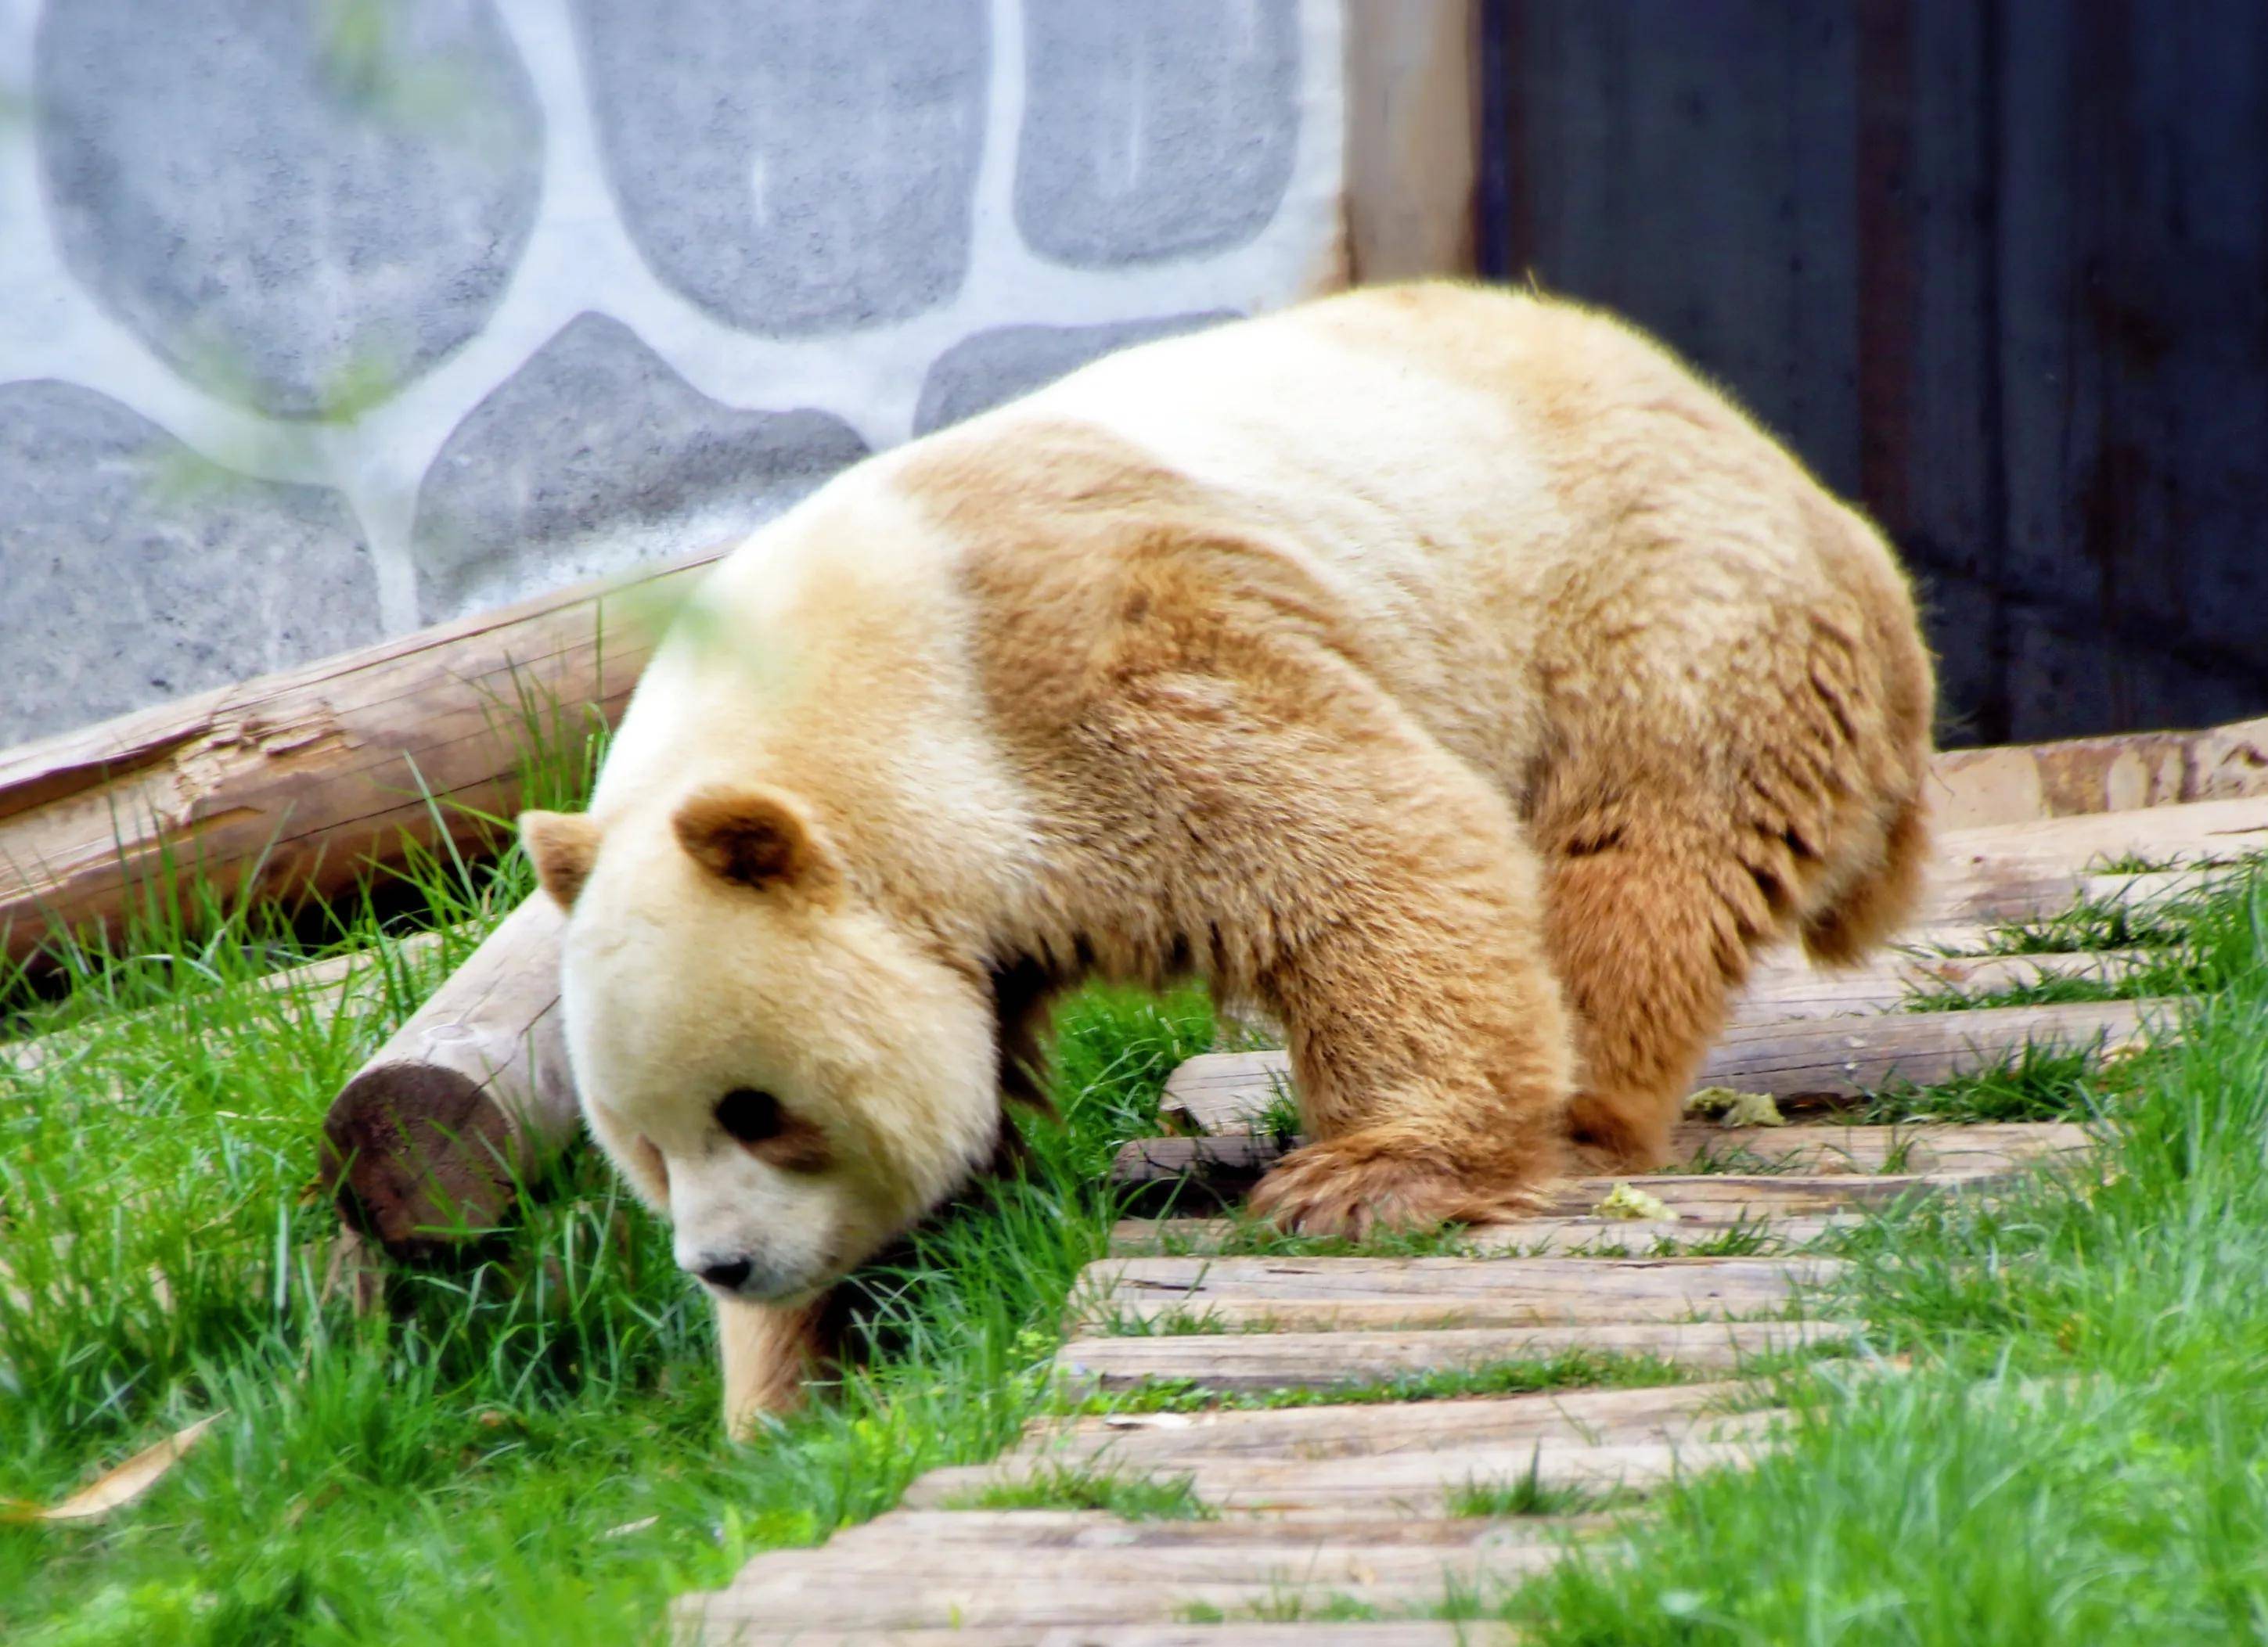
0, 0, 1345, 745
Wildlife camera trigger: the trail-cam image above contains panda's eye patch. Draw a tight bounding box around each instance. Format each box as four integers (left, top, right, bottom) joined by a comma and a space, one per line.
715, 1088, 785, 1145
715, 1088, 832, 1172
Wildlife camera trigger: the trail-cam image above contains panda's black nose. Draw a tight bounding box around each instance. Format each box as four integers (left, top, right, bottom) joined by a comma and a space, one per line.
699, 1257, 754, 1293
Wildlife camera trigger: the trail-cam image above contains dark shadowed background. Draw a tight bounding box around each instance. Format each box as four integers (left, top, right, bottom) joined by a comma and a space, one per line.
1476, 0, 2268, 748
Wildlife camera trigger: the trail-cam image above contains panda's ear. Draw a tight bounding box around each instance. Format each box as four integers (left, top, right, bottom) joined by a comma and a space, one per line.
519, 810, 603, 911
672, 784, 841, 898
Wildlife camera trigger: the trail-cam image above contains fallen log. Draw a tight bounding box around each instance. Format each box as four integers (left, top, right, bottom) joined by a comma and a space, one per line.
0, 547, 721, 968
320, 896, 579, 1260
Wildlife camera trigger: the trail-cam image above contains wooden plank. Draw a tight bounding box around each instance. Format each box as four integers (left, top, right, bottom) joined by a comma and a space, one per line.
1109, 1213, 1862, 1257
675, 1516, 1575, 1632
1991, 0, 2268, 746
1114, 1129, 2081, 1214
673, 1620, 1517, 1647
1073, 1256, 1841, 1334
1051, 1435, 1773, 1518
1053, 1319, 1854, 1393
1928, 714, 2268, 829
916, 1379, 1764, 1485
1919, 865, 2233, 927
910, 1421, 1775, 1518
826, 1509, 1605, 1549
1924, 796, 2268, 908
1157, 1001, 2149, 1138
1736, 946, 2150, 1020
1345, 0, 1479, 282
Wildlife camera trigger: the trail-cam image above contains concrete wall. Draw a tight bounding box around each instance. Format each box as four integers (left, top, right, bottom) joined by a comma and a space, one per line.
0, 0, 1350, 746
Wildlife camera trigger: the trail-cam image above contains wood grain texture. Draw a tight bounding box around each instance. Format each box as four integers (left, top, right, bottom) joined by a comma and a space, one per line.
1158, 998, 2147, 1137
319, 895, 577, 1260
912, 1379, 1770, 1488
674, 1626, 1517, 1647
1, 927, 453, 1077
673, 1511, 1573, 1633
912, 1428, 1777, 1521
0, 548, 711, 966
1072, 1255, 1841, 1333
1109, 1212, 1862, 1257
1053, 1318, 1853, 1393
1345, 0, 1479, 282
1737, 947, 2148, 1019
1112, 1135, 2087, 1217
1929, 715, 2268, 829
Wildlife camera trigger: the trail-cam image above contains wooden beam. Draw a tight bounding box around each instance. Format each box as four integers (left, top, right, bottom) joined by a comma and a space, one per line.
0, 548, 716, 967
1344, 0, 1480, 282
1111, 1212, 1862, 1257
1113, 1124, 2090, 1214
1053, 1319, 1849, 1394
1929, 714, 2268, 829
1157, 998, 2150, 1137
1071, 1254, 1841, 1334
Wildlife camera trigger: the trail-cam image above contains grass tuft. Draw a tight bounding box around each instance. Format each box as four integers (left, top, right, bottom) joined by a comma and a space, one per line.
953, 1463, 1215, 1521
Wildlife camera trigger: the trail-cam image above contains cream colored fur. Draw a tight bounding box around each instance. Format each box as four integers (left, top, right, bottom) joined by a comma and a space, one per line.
520, 282, 1935, 1436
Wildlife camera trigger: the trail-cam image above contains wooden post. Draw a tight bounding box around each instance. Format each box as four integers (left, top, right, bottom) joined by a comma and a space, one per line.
320, 896, 580, 1260
1344, 0, 1480, 282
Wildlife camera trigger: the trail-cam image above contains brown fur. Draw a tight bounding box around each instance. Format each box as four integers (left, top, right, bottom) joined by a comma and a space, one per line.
535, 283, 1935, 1429
896, 287, 1933, 1222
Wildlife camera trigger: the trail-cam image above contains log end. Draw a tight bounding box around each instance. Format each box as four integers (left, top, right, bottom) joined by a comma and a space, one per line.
322, 1062, 521, 1263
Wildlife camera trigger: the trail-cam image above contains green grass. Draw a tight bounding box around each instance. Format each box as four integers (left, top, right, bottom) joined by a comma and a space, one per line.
0, 812, 1216, 1642
9, 766, 2262, 1646
952, 1463, 1215, 1521
1850, 1038, 2144, 1125
1075, 1349, 1726, 1416
1500, 865, 2268, 1642
1450, 1453, 1645, 1519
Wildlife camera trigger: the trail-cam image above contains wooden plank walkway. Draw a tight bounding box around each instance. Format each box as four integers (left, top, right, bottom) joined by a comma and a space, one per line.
1157, 1007, 2150, 1137
671, 793, 2255, 1644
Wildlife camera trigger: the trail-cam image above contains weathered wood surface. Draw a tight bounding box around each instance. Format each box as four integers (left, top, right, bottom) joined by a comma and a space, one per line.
675, 1509, 1578, 1634
1738, 946, 2147, 1019
1917, 795, 2268, 922
911, 1379, 1766, 1489
1921, 865, 2242, 929
1930, 716, 2268, 830
1158, 1001, 2148, 1137
1074, 1255, 1839, 1333
913, 1426, 1777, 1521
1110, 1212, 1862, 1257
0, 549, 710, 966
676, 1626, 1514, 1647
1107, 1117, 2083, 1254
320, 896, 578, 1260
1114, 1138, 2087, 1217
1053, 1319, 1852, 1393
1345, 0, 1478, 282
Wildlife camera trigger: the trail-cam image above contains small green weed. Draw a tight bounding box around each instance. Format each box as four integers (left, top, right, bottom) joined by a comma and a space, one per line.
955, 1463, 1215, 1521
1449, 1451, 1645, 1518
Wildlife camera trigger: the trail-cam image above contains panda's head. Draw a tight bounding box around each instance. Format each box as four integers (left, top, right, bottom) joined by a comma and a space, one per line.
519, 786, 1000, 1304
